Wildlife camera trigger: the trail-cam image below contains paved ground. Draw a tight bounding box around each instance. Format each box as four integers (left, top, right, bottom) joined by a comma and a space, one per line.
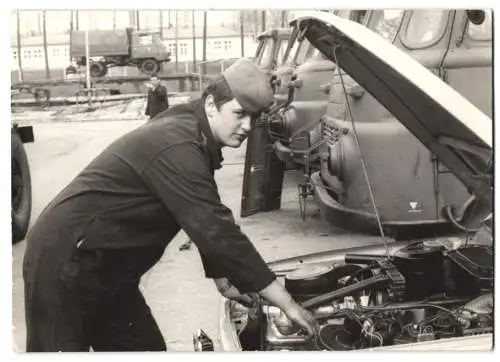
11, 119, 383, 352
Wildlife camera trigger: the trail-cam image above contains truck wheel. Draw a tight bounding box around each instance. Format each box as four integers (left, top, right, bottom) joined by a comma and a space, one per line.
98, 64, 108, 77
90, 62, 106, 77
140, 59, 160, 75
11, 131, 32, 243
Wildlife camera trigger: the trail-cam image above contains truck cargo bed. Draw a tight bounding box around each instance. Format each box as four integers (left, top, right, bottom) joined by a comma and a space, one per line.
70, 29, 130, 57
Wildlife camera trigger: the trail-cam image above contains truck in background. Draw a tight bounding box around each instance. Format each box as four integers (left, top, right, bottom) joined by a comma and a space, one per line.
69, 28, 171, 78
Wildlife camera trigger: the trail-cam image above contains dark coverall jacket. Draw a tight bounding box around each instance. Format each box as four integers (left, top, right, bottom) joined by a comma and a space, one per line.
145, 84, 169, 119
22, 99, 276, 352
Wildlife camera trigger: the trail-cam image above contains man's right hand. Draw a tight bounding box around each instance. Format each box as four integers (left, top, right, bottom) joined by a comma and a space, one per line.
281, 303, 317, 337
258, 280, 318, 337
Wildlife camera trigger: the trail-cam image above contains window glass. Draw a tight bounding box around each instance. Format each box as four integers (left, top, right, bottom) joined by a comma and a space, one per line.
294, 38, 314, 65
257, 38, 274, 66
285, 36, 300, 64
405, 10, 447, 47
370, 10, 405, 42
467, 10, 492, 40
276, 39, 288, 65
137, 34, 153, 45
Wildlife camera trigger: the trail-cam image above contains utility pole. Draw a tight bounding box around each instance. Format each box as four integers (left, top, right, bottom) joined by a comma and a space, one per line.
37, 11, 42, 35
281, 10, 286, 28
159, 10, 163, 38
16, 9, 23, 82
85, 28, 92, 107
42, 10, 50, 79
261, 11, 266, 32
128, 10, 135, 28
136, 10, 140, 30
175, 11, 179, 73
113, 10, 116, 29
192, 10, 196, 72
75, 10, 79, 30
202, 11, 207, 75
240, 11, 245, 57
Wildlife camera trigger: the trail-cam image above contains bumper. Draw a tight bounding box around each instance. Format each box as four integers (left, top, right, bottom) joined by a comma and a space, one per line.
311, 172, 383, 234
311, 172, 453, 236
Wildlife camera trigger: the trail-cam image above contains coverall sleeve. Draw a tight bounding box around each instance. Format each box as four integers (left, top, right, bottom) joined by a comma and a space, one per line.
141, 142, 276, 293
161, 86, 169, 109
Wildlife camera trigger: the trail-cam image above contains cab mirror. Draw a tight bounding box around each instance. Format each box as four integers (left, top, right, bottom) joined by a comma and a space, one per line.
466, 10, 486, 25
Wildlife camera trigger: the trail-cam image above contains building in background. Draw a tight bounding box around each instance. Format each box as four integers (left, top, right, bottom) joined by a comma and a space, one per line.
10, 9, 287, 76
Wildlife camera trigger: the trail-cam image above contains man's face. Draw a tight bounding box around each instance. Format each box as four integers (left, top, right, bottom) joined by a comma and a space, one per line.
151, 77, 160, 87
205, 96, 253, 148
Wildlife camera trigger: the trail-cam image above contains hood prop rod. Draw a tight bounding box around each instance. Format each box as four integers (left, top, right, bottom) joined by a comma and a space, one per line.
332, 44, 389, 256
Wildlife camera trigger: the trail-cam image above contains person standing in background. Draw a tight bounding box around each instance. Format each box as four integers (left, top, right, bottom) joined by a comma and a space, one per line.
145, 74, 169, 120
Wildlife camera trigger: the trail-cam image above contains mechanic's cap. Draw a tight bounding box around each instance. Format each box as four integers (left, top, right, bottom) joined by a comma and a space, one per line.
222, 58, 274, 114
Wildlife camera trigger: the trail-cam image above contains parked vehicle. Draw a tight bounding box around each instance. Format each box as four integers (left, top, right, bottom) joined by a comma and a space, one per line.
241, 10, 366, 218
195, 12, 493, 352
243, 9, 492, 235
11, 122, 34, 243
253, 28, 291, 74
69, 28, 171, 77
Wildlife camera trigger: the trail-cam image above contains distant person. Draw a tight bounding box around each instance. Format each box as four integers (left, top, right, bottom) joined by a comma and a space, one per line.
145, 75, 169, 120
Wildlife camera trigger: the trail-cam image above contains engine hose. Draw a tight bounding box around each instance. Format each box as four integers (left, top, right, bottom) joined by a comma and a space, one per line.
301, 275, 390, 310
463, 293, 493, 314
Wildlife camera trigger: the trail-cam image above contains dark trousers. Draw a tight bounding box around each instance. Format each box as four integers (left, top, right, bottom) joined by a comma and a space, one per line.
24, 245, 167, 352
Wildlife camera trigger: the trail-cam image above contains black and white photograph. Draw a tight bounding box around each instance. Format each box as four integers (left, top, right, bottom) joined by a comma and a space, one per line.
6, 0, 496, 356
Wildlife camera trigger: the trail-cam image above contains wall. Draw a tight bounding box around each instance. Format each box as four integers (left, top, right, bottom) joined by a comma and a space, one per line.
11, 36, 259, 73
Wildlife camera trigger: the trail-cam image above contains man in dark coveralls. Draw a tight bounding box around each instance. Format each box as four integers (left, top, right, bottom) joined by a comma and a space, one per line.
23, 58, 318, 352
145, 75, 169, 119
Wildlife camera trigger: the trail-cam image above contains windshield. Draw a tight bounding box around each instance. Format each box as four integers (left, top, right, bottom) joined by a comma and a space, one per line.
369, 10, 405, 42
255, 37, 273, 66
276, 39, 289, 66
294, 38, 316, 65
467, 10, 492, 40
404, 10, 448, 48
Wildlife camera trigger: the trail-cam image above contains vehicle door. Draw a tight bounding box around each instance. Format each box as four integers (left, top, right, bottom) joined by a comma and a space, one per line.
130, 33, 158, 59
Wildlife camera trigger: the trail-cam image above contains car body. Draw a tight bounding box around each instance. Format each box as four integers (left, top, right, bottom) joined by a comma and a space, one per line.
195, 11, 493, 352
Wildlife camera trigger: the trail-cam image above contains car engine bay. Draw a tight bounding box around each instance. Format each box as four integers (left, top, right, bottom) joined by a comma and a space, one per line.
230, 234, 493, 351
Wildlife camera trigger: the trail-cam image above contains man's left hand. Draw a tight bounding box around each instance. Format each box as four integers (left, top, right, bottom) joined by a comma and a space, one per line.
213, 278, 256, 308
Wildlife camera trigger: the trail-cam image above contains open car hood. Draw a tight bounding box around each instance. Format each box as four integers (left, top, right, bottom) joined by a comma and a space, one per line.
290, 12, 492, 207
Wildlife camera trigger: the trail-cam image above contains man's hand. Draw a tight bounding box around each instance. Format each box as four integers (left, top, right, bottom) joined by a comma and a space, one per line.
280, 304, 318, 337
258, 280, 319, 337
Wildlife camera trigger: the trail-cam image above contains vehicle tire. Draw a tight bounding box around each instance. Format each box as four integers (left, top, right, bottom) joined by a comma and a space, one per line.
140, 59, 160, 76
98, 63, 108, 77
11, 130, 32, 243
90, 61, 106, 77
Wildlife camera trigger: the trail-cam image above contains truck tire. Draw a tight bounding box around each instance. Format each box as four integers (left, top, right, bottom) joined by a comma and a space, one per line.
140, 59, 160, 76
11, 131, 32, 243
90, 62, 107, 77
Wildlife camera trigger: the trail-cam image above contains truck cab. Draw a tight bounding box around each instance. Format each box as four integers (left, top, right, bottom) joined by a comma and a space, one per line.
242, 9, 492, 236
270, 10, 367, 168
253, 28, 291, 74
311, 9, 492, 235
